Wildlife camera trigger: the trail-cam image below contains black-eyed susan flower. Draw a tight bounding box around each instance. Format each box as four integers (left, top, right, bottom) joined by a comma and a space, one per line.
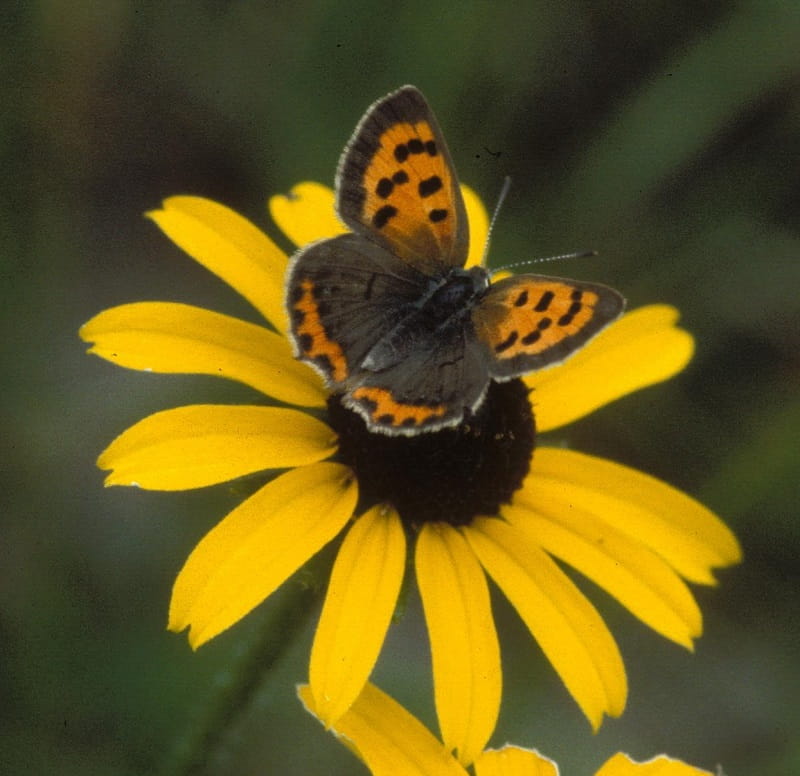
299, 680, 717, 776
80, 182, 740, 766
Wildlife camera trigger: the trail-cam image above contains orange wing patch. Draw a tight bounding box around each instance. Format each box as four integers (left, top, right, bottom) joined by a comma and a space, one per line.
290, 279, 349, 383
476, 281, 601, 360
350, 385, 447, 430
360, 121, 461, 264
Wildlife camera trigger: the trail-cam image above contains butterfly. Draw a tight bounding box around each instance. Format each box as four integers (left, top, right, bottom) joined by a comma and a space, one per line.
286, 85, 625, 435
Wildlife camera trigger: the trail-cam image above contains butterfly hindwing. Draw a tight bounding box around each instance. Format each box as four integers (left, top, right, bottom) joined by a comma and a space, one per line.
472, 274, 625, 378
345, 325, 490, 435
336, 85, 469, 274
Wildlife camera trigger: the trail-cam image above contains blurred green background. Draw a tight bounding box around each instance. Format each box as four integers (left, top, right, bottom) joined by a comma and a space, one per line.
3, 1, 799, 774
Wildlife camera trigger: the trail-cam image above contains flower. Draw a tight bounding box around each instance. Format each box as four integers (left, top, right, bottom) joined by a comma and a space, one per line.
80, 182, 740, 765
299, 679, 716, 776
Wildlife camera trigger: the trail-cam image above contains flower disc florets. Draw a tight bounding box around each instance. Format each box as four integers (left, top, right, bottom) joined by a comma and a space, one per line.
328, 379, 536, 526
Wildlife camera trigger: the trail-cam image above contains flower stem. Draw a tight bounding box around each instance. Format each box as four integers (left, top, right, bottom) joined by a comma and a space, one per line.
161, 579, 323, 776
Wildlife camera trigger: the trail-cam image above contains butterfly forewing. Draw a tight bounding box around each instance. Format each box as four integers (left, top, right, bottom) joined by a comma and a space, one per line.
336, 85, 469, 273
287, 234, 429, 386
472, 275, 625, 378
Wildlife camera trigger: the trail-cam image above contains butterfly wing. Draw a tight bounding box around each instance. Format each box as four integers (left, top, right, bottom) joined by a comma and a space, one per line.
336, 85, 469, 274
286, 233, 430, 387
472, 274, 625, 378
345, 325, 490, 435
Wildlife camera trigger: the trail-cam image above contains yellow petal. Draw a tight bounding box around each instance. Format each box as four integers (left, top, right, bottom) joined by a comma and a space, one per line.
465, 517, 626, 729
310, 504, 406, 726
147, 196, 289, 333
462, 184, 490, 269
169, 462, 357, 647
596, 753, 714, 776
527, 305, 694, 432
521, 448, 741, 584
268, 182, 346, 247
474, 746, 559, 776
98, 405, 336, 490
299, 682, 468, 776
416, 523, 502, 766
503, 501, 701, 649
80, 302, 326, 407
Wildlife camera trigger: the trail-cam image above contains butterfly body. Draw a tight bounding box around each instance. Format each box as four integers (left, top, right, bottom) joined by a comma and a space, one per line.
286, 86, 625, 435
361, 265, 488, 372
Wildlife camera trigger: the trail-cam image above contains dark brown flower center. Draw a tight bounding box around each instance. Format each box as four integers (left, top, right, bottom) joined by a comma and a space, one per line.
328, 379, 536, 526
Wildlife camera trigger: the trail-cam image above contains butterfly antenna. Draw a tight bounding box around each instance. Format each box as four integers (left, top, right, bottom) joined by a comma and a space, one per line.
496, 250, 598, 275
480, 176, 512, 268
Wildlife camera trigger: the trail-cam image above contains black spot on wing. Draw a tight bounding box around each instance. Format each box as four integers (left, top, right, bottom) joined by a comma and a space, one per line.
373, 205, 398, 229
534, 290, 555, 312
418, 176, 443, 198
376, 178, 394, 198
557, 300, 583, 326
494, 330, 518, 353
521, 330, 541, 345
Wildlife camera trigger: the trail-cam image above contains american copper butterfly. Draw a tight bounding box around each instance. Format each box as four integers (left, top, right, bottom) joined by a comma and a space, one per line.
287, 85, 625, 435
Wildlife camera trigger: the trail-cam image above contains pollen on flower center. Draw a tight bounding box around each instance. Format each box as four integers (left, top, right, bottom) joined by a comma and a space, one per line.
328, 379, 536, 526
